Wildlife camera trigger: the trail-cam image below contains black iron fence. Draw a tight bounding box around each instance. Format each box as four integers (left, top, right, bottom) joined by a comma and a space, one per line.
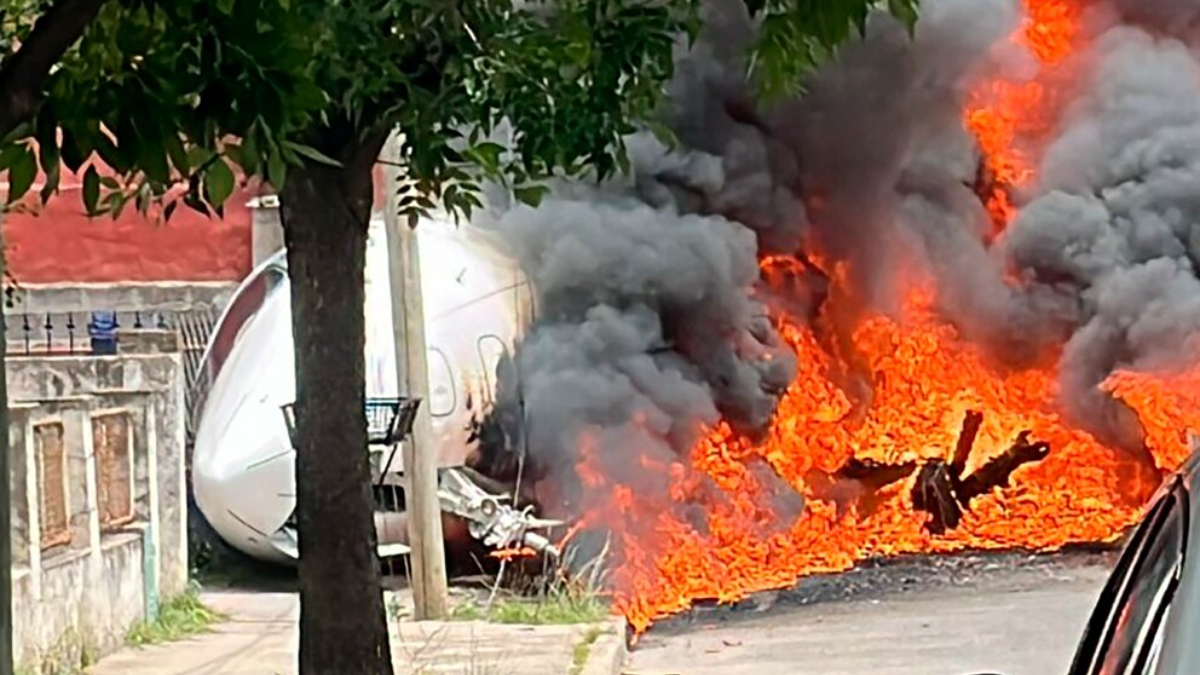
6, 307, 220, 446
6, 310, 173, 356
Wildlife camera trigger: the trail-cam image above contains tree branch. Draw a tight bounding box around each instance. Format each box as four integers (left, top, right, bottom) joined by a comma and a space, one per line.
0, 0, 110, 138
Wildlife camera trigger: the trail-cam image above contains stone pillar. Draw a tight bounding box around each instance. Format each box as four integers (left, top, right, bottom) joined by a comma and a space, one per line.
10, 404, 38, 669
71, 403, 105, 651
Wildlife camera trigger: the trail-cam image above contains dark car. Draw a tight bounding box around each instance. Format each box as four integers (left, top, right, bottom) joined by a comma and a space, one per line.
1063, 448, 1199, 675
974, 449, 1199, 675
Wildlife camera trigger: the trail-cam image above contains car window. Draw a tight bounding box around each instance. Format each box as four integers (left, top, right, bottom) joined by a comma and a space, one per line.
1095, 490, 1185, 675
1069, 483, 1187, 675
1140, 598, 1171, 675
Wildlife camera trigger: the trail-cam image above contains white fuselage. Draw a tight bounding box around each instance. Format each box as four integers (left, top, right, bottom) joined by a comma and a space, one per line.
190, 213, 534, 563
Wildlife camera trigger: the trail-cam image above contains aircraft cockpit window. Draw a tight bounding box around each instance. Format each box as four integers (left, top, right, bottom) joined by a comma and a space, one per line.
204, 266, 285, 384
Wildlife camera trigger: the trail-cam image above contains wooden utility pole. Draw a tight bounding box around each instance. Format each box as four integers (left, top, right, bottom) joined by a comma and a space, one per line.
0, 217, 12, 675
380, 131, 449, 619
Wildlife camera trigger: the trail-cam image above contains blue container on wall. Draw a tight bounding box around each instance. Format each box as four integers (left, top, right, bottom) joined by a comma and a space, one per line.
88, 311, 118, 355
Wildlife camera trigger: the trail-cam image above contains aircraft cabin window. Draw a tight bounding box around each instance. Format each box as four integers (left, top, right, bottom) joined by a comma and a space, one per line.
426, 347, 456, 417
477, 335, 509, 405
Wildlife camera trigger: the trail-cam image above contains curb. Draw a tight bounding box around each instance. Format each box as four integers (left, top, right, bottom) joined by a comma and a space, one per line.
581, 617, 629, 675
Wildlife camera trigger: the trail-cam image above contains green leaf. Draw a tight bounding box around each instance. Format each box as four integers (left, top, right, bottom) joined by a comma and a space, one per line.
82, 166, 101, 215
465, 142, 505, 172
110, 190, 130, 220
217, 0, 236, 14
7, 146, 37, 204
60, 127, 87, 173
513, 184, 549, 208
888, 0, 920, 34
0, 144, 26, 171
615, 146, 631, 176
267, 149, 287, 190
138, 145, 171, 186
165, 134, 190, 175
283, 141, 341, 167
136, 185, 152, 213
204, 159, 235, 207
39, 159, 60, 204
187, 147, 216, 168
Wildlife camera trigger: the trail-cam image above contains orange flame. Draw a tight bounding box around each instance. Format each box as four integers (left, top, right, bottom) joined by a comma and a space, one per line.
582, 285, 1192, 633
489, 546, 538, 561
965, 0, 1082, 236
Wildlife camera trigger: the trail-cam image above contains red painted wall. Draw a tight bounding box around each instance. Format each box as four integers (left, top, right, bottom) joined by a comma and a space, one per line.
4, 166, 257, 284
5, 162, 389, 285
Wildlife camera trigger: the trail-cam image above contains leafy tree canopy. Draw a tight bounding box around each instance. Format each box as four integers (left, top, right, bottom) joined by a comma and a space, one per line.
1, 0, 920, 224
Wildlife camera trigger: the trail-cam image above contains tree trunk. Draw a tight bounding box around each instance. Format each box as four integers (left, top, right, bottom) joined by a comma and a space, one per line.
279, 133, 392, 675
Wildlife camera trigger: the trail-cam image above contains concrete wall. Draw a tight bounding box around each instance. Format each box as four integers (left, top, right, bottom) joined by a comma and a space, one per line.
8, 282, 236, 316
7, 353, 188, 671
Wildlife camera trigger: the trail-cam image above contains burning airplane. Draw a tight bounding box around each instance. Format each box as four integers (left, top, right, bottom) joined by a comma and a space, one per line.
190, 205, 561, 565
195, 0, 1200, 639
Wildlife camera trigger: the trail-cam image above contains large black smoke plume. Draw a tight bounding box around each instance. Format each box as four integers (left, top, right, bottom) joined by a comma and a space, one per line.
471, 0, 1200, 524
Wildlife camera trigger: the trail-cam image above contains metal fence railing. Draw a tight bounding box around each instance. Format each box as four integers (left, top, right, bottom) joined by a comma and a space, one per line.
5, 308, 221, 452
178, 309, 218, 446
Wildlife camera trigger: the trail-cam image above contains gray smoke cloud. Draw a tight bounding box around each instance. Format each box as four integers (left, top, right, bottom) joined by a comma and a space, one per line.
478, 168, 796, 510
475, 0, 1200, 524
1002, 22, 1200, 455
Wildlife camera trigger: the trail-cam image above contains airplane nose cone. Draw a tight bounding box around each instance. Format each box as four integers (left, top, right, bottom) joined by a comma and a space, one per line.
191, 286, 298, 562
193, 390, 296, 532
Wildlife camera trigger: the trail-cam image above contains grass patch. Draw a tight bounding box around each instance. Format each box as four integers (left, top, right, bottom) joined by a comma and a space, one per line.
569, 626, 604, 675
125, 585, 225, 647
449, 587, 609, 625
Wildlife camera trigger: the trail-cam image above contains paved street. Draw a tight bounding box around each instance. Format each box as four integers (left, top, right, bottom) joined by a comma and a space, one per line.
626, 550, 1114, 675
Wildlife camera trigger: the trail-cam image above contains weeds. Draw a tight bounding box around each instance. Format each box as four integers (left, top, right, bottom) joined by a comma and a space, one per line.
443, 531, 614, 625
569, 626, 604, 675
125, 585, 225, 647
449, 586, 609, 625
17, 626, 100, 675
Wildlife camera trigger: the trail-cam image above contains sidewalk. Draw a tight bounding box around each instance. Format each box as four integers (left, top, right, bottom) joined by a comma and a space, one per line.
85, 591, 628, 675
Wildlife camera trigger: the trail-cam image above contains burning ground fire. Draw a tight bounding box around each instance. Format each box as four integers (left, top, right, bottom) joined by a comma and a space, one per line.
546, 0, 1200, 635
577, 281, 1199, 634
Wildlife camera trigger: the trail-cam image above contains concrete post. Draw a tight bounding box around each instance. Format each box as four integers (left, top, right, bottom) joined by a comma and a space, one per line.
250, 195, 286, 266
80, 409, 103, 636
1, 213, 13, 675
380, 131, 448, 620
143, 404, 160, 621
